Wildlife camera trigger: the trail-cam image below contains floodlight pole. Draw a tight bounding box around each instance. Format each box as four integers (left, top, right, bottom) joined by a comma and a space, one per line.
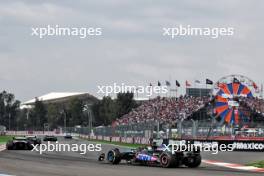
157, 120, 160, 139
60, 109, 66, 134
64, 112, 66, 133
8, 113, 11, 130
191, 119, 196, 138
88, 109, 93, 135
83, 104, 93, 135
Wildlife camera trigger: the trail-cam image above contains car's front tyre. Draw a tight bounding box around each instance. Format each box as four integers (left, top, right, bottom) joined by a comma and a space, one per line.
107, 148, 121, 165
184, 155, 201, 168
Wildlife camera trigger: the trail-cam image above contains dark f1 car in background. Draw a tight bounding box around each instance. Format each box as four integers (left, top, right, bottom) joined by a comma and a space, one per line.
43, 135, 57, 142
6, 137, 34, 150
98, 144, 201, 168
26, 136, 41, 145
64, 133, 73, 139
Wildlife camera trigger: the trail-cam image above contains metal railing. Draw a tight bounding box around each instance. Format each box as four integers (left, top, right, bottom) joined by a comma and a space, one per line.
70, 119, 264, 139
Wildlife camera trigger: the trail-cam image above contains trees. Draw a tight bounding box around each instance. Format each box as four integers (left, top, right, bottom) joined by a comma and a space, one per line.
92, 96, 116, 126
46, 104, 61, 129
28, 98, 47, 130
92, 92, 137, 126
68, 98, 85, 127
0, 90, 138, 130
116, 92, 137, 118
16, 109, 28, 130
0, 91, 20, 130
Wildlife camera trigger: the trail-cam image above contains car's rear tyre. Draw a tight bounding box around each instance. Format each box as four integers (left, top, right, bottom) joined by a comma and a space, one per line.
185, 155, 201, 168
6, 144, 13, 150
107, 148, 121, 164
27, 143, 33, 150
160, 152, 179, 168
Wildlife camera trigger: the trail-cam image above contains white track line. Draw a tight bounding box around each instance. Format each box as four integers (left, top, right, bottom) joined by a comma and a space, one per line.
2, 141, 263, 173
0, 144, 6, 152
203, 159, 264, 173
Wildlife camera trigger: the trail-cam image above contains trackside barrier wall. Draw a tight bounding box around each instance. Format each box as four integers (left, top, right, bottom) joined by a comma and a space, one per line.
79, 134, 264, 151
79, 135, 150, 145
170, 139, 264, 152
6, 131, 61, 136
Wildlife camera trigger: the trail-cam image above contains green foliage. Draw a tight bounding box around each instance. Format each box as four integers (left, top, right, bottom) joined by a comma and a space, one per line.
92, 92, 137, 126
116, 92, 137, 118
23, 98, 87, 130
0, 90, 138, 130
46, 104, 61, 129
92, 96, 116, 126
28, 98, 48, 130
246, 160, 264, 168
0, 91, 20, 130
0, 135, 14, 143
16, 109, 29, 130
68, 98, 85, 127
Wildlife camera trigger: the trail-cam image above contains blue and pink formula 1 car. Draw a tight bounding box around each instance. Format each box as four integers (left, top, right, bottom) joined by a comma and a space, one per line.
98, 143, 201, 168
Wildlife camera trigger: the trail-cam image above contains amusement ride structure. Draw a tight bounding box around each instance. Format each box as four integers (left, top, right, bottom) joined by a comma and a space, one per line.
212, 74, 260, 126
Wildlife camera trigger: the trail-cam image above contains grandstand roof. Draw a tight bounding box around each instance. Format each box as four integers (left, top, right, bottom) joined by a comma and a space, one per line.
22, 92, 97, 106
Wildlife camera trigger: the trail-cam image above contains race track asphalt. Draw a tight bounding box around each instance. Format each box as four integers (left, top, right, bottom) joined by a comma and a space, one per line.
0, 137, 263, 176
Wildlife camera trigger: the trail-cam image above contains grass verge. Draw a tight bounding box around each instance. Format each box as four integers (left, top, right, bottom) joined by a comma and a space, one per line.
246, 160, 264, 168
0, 135, 13, 144
84, 138, 145, 148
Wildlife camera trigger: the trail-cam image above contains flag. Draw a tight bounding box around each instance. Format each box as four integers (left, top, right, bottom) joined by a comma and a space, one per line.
158, 81, 161, 86
165, 80, 171, 86
217, 82, 225, 89
195, 80, 201, 84
253, 82, 258, 90
233, 78, 240, 83
176, 80, 180, 87
261, 84, 263, 96
185, 80, 191, 87
206, 79, 213, 85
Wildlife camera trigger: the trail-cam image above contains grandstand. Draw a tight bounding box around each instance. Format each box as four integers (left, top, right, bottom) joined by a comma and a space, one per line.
114, 95, 264, 126
115, 96, 211, 125
111, 75, 264, 140
21, 92, 98, 109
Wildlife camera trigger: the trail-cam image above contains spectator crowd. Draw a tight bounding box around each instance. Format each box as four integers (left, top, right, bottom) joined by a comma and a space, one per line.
241, 97, 264, 115
114, 95, 264, 126
115, 96, 210, 125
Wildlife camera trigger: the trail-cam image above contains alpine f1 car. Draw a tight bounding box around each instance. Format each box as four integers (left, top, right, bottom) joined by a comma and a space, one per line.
6, 137, 34, 150
26, 135, 42, 145
98, 144, 201, 168
43, 135, 57, 142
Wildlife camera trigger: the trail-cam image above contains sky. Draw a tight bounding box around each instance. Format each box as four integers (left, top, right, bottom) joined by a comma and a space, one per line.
0, 0, 263, 101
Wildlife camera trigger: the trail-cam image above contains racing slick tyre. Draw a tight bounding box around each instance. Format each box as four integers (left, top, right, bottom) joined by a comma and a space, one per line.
184, 155, 201, 168
107, 148, 121, 165
6, 144, 13, 150
160, 152, 179, 168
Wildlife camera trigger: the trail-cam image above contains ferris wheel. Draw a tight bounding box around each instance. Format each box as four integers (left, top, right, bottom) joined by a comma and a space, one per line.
213, 74, 258, 125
